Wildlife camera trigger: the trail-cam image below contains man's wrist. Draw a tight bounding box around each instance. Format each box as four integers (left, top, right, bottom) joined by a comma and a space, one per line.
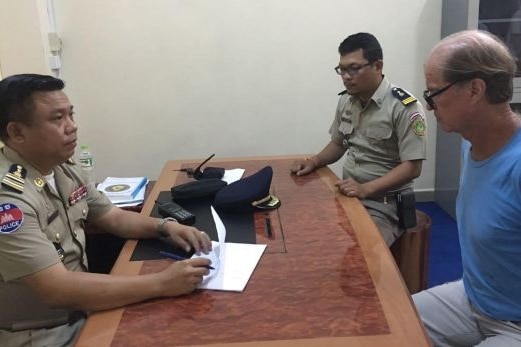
157, 217, 177, 237
307, 156, 320, 169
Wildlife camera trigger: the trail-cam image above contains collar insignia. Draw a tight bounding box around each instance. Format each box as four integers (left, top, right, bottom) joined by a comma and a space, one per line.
1, 164, 26, 193
34, 177, 46, 188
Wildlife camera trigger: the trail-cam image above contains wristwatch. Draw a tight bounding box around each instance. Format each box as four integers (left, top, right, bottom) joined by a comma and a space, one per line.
157, 217, 177, 237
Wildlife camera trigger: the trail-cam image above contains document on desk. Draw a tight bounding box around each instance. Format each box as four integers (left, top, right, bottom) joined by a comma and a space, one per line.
191, 206, 266, 292
222, 168, 245, 184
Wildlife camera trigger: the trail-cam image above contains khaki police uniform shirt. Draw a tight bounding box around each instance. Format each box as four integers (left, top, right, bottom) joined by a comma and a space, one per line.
329, 76, 427, 192
0, 146, 113, 331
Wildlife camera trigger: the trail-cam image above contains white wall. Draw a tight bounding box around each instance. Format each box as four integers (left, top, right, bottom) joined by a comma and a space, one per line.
0, 0, 51, 76
2, 0, 442, 195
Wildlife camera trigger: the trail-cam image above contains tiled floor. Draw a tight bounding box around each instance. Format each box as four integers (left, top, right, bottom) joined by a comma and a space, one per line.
416, 202, 463, 288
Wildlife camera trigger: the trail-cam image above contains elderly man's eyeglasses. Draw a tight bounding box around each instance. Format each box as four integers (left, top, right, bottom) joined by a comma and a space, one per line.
423, 82, 457, 109
334, 62, 372, 76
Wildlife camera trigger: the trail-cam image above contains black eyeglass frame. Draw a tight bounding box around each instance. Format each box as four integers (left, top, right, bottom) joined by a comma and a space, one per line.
423, 81, 458, 109
334, 62, 372, 77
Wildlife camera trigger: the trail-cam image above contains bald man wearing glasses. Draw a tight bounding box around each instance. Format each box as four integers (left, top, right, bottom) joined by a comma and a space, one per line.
414, 30, 521, 347
291, 32, 427, 246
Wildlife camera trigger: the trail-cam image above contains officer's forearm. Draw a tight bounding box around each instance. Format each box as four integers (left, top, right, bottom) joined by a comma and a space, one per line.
364, 160, 422, 195
313, 141, 345, 169
23, 263, 165, 311
92, 206, 160, 239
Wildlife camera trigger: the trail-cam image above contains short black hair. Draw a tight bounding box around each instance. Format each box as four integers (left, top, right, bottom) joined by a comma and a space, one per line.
338, 32, 383, 63
0, 74, 65, 142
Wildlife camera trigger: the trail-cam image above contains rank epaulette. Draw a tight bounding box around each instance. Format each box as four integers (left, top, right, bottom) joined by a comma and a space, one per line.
67, 158, 76, 165
391, 87, 417, 106
1, 164, 26, 193
338, 90, 348, 96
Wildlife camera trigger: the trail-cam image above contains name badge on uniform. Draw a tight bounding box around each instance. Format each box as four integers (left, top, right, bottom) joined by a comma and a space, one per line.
69, 185, 88, 205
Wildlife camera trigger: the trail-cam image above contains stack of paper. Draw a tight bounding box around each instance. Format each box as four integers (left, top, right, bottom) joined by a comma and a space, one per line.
191, 207, 266, 292
97, 176, 148, 207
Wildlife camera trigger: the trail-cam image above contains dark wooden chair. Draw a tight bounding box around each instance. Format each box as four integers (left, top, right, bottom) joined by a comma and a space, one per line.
391, 210, 432, 294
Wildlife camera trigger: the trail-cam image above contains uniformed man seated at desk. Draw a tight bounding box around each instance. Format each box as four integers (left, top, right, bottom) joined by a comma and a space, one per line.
0, 74, 212, 347
291, 32, 427, 246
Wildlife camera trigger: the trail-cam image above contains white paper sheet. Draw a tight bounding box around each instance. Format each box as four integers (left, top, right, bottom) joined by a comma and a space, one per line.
222, 169, 245, 184
191, 206, 266, 292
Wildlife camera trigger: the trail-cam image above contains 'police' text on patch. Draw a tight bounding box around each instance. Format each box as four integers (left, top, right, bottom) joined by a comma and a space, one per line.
0, 203, 24, 234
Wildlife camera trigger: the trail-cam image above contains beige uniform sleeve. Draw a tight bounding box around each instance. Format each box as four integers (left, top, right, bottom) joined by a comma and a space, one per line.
393, 101, 427, 161
0, 194, 60, 281
85, 181, 113, 220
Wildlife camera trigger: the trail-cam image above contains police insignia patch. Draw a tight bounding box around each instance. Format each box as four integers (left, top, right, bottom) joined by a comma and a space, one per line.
1, 164, 26, 193
409, 112, 426, 136
392, 87, 417, 106
0, 203, 24, 234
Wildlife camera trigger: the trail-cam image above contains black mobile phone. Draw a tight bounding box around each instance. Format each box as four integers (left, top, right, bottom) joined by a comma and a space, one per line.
157, 201, 196, 225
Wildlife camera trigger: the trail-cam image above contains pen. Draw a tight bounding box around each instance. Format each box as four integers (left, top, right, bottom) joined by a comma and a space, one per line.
264, 215, 273, 238
159, 250, 215, 270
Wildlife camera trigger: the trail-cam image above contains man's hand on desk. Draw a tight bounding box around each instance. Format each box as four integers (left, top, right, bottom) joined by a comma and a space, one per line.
161, 222, 213, 254
290, 158, 317, 176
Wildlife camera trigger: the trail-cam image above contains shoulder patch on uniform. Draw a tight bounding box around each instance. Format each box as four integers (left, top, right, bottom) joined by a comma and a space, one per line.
0, 202, 24, 234
392, 87, 417, 106
409, 111, 426, 136
67, 158, 76, 165
1, 164, 26, 193
338, 90, 348, 96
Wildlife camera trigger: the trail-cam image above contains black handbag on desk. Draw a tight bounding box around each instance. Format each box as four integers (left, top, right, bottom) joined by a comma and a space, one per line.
171, 179, 227, 200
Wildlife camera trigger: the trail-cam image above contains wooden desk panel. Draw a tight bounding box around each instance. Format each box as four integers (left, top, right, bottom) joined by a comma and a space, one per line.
76, 156, 430, 347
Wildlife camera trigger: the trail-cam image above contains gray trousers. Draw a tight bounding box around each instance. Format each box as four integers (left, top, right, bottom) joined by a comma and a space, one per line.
0, 318, 84, 347
362, 198, 403, 246
413, 280, 521, 346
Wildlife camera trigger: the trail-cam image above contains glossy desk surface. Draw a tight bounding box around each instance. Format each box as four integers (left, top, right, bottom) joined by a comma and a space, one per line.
76, 156, 430, 347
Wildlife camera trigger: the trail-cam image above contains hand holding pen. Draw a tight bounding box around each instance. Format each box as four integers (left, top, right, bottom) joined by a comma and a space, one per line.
157, 255, 211, 296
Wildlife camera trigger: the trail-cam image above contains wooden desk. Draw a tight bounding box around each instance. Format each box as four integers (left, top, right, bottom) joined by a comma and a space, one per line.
76, 156, 430, 347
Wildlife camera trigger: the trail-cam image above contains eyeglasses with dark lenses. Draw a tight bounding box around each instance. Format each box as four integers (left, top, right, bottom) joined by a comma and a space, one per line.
423, 82, 458, 109
334, 62, 372, 76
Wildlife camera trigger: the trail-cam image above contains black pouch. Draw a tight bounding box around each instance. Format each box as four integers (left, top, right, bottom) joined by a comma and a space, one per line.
171, 179, 227, 200
397, 190, 417, 229
194, 167, 225, 180
192, 154, 225, 180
